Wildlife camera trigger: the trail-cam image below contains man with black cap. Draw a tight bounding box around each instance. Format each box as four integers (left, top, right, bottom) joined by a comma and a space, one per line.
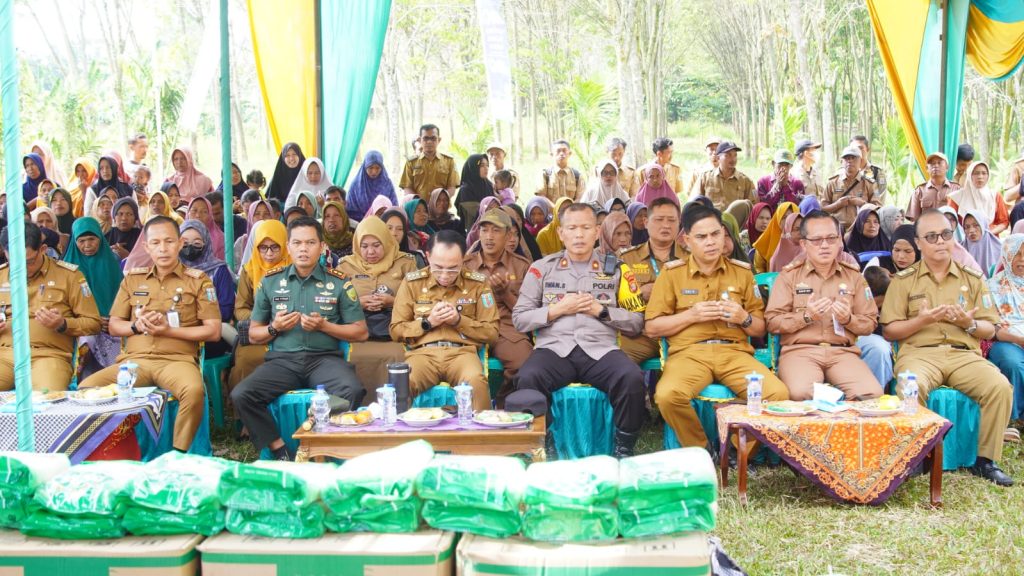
823, 145, 878, 229
697, 141, 756, 211
685, 136, 720, 196
906, 152, 959, 223
792, 139, 824, 199
513, 202, 647, 458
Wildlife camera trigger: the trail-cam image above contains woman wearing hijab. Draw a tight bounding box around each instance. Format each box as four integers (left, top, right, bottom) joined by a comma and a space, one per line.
501, 204, 541, 260
30, 206, 67, 255
286, 157, 333, 206
845, 207, 891, 258
215, 162, 247, 200
179, 219, 236, 341
91, 194, 115, 235
888, 224, 920, 272
769, 212, 804, 272
986, 234, 1024, 423
345, 151, 397, 221
751, 201, 798, 274
720, 212, 749, 263
426, 188, 462, 234
743, 202, 772, 249
64, 217, 123, 378
168, 147, 214, 204
364, 195, 394, 220
147, 189, 184, 226
90, 155, 133, 200
266, 143, 306, 203
466, 196, 502, 246
68, 158, 96, 217
403, 197, 432, 239
599, 211, 633, 255
525, 196, 554, 236
284, 189, 322, 220
339, 216, 419, 398
22, 153, 47, 204
535, 197, 574, 256
322, 200, 354, 261
949, 160, 1010, 235
230, 220, 291, 392
182, 196, 226, 260
799, 195, 821, 216
381, 207, 426, 268
106, 197, 142, 260
626, 202, 649, 246
235, 199, 274, 271
30, 141, 66, 187
635, 163, 679, 207
962, 209, 1003, 276
878, 206, 903, 241
581, 160, 629, 206
48, 188, 76, 237
456, 153, 496, 230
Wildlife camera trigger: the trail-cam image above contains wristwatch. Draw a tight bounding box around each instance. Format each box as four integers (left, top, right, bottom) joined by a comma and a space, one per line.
267, 324, 280, 339
965, 319, 979, 336
56, 319, 68, 334
130, 322, 142, 335
740, 313, 754, 329
802, 311, 812, 324
598, 305, 610, 321
421, 317, 432, 332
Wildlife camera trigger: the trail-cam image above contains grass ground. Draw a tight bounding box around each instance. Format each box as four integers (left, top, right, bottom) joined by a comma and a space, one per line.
210, 405, 1024, 575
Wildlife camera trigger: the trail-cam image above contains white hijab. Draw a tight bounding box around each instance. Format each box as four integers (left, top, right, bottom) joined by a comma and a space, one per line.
949, 161, 996, 223
579, 160, 628, 205
285, 157, 334, 206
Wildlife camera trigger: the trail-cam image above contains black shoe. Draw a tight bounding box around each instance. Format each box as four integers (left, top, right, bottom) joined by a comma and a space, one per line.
613, 430, 640, 459
969, 458, 1014, 487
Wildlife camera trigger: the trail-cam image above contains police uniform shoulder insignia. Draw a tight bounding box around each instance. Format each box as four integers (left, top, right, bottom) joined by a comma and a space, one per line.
397, 252, 415, 261
729, 258, 751, 269
439, 152, 453, 159
839, 260, 860, 271
464, 270, 487, 282
783, 259, 805, 271
128, 267, 150, 275
405, 269, 428, 281
665, 258, 686, 270
895, 265, 917, 278
962, 266, 983, 278
184, 268, 205, 279
264, 266, 286, 277
55, 261, 78, 272
327, 267, 348, 280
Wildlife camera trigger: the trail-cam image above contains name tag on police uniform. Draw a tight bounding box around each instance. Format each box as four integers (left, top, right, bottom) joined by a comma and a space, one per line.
167, 310, 181, 328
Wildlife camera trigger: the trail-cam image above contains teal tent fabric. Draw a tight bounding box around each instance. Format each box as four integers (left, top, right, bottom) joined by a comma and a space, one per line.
137, 393, 213, 460
257, 390, 314, 460
320, 0, 392, 187
927, 387, 979, 471
550, 386, 614, 459
0, 0, 34, 450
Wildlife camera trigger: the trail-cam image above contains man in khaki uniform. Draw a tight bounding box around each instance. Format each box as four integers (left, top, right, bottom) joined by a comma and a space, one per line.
619, 197, 685, 363
81, 216, 221, 452
685, 137, 720, 197
646, 137, 685, 194
0, 223, 101, 390
698, 141, 756, 211
607, 137, 638, 197
881, 209, 1013, 486
535, 139, 586, 201
391, 230, 499, 410
850, 135, 888, 204
646, 205, 789, 448
765, 210, 883, 400
463, 210, 531, 406
823, 145, 878, 229
906, 152, 959, 222
399, 123, 459, 201
792, 139, 824, 199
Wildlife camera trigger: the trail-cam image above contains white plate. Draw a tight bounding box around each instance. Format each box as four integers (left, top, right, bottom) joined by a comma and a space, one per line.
0, 392, 65, 405
855, 407, 902, 417
763, 403, 815, 417
67, 393, 118, 406
398, 414, 451, 428
473, 414, 534, 428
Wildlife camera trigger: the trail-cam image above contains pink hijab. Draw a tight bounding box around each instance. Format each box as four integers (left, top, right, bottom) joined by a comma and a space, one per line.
769, 213, 803, 272
635, 164, 679, 207
364, 195, 394, 220
186, 197, 225, 259
169, 147, 214, 204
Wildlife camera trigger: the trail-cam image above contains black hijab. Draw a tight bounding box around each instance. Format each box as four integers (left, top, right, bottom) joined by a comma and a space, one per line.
504, 203, 542, 261
456, 154, 495, 204
49, 188, 76, 236
215, 162, 247, 199
266, 143, 306, 203
105, 197, 142, 252
91, 156, 133, 198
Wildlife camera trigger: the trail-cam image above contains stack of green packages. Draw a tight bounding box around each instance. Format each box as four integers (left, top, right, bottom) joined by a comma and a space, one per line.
21, 461, 144, 539
415, 455, 524, 538
218, 461, 336, 538
322, 440, 434, 533
123, 452, 230, 536
0, 452, 70, 528
617, 448, 718, 537
522, 455, 619, 542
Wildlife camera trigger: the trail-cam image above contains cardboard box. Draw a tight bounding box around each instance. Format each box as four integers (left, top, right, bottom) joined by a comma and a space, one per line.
199, 530, 456, 576
457, 532, 711, 576
0, 530, 201, 576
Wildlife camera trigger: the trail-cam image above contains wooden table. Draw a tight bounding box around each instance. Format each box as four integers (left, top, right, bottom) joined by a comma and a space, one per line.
716, 403, 948, 507
293, 415, 547, 462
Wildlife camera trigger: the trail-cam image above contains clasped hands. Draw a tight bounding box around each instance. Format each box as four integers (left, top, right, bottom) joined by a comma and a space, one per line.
426, 301, 461, 328
549, 292, 602, 320
270, 310, 329, 333
918, 299, 976, 330
687, 298, 749, 324
804, 295, 852, 325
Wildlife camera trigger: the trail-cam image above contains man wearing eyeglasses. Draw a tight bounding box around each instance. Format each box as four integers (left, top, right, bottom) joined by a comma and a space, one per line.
765, 210, 883, 401
399, 124, 460, 201
881, 208, 1013, 486
391, 229, 498, 411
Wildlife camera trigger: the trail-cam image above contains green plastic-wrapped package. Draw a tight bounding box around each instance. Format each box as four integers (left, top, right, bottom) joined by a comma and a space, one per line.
618, 499, 717, 537
322, 439, 433, 518
225, 504, 325, 539
617, 448, 718, 510
34, 461, 143, 517
218, 461, 336, 513
523, 456, 618, 507
415, 455, 525, 512
20, 508, 125, 540
0, 452, 71, 528
122, 503, 225, 536
522, 503, 619, 542
131, 451, 231, 513
324, 497, 422, 533
420, 500, 521, 538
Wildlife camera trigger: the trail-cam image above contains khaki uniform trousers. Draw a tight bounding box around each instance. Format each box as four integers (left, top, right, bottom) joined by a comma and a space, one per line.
490, 336, 532, 408
228, 344, 266, 393
349, 341, 407, 406
0, 347, 72, 391
895, 346, 1012, 462
656, 343, 789, 448
406, 346, 491, 410
81, 356, 204, 452
620, 335, 661, 365
778, 344, 882, 401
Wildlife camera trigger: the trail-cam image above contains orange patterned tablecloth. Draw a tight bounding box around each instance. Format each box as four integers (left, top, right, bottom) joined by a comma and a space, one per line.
717, 403, 951, 504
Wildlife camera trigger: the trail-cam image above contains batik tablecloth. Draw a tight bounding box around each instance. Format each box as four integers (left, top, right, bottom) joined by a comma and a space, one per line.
0, 392, 165, 464
716, 403, 951, 504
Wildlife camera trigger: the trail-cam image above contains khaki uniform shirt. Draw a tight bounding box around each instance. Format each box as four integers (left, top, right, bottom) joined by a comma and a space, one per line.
390, 268, 499, 349
907, 179, 959, 220
112, 263, 220, 360
791, 164, 824, 199
513, 251, 645, 360
880, 260, 998, 352
698, 168, 756, 211
234, 268, 256, 322
862, 162, 887, 201
0, 256, 101, 359
685, 162, 715, 197
764, 258, 877, 346
536, 166, 585, 202
645, 255, 760, 354
823, 173, 878, 228
617, 164, 638, 197
338, 254, 419, 303
464, 250, 531, 344
654, 161, 685, 194
399, 153, 459, 200
619, 241, 687, 297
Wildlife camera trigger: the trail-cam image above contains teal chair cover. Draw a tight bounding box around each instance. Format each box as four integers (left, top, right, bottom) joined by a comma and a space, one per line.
927, 387, 980, 470
550, 386, 614, 459
137, 392, 213, 460
665, 384, 736, 450
258, 390, 315, 460
413, 385, 456, 407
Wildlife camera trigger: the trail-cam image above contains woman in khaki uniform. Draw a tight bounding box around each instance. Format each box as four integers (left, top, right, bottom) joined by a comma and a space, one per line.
228, 219, 291, 392
338, 216, 418, 402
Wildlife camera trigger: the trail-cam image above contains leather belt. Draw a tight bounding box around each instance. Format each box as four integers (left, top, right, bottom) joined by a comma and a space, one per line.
418, 341, 465, 349
921, 343, 969, 350
817, 342, 851, 348
697, 339, 737, 345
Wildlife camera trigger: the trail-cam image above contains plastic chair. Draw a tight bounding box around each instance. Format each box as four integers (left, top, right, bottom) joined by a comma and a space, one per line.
857, 250, 891, 264
202, 354, 231, 428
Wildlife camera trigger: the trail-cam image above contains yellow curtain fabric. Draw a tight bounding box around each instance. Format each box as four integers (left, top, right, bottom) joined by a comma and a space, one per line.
247, 0, 318, 156
966, 4, 1024, 80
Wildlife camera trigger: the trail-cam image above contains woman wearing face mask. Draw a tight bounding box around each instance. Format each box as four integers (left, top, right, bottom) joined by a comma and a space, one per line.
179, 220, 236, 357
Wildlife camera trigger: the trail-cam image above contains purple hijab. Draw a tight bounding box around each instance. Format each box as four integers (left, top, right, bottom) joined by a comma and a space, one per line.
22, 153, 47, 203
346, 150, 397, 221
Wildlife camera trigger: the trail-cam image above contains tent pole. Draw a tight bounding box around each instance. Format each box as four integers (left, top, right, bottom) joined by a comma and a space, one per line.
220, 0, 234, 271
939, 0, 948, 155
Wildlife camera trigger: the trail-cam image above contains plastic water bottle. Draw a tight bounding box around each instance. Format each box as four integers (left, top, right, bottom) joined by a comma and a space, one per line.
899, 372, 919, 415
377, 384, 397, 426
311, 385, 331, 432
116, 365, 133, 404
455, 381, 474, 425
746, 372, 763, 416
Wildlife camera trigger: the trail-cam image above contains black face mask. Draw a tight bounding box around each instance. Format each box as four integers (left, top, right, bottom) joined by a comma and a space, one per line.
179, 245, 203, 261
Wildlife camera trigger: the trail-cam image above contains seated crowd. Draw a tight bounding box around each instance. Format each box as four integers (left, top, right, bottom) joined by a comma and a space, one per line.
3, 130, 1024, 488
